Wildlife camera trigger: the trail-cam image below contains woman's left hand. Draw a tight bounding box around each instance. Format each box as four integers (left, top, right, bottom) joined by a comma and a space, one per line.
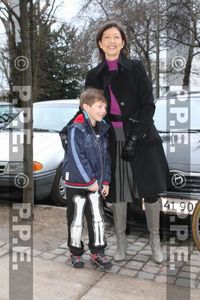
101, 185, 109, 198
121, 134, 137, 161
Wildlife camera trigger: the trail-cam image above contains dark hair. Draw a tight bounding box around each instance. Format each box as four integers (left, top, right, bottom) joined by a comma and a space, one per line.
96, 21, 129, 60
80, 88, 107, 108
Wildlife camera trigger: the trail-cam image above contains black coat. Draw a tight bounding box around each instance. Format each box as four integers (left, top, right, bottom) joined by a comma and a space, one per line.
85, 53, 170, 199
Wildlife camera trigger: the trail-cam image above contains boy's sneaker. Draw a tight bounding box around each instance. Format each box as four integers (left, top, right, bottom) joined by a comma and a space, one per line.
90, 253, 112, 270
69, 254, 84, 268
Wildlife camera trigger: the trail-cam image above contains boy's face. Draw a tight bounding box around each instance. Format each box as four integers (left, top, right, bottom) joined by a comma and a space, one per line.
83, 100, 107, 125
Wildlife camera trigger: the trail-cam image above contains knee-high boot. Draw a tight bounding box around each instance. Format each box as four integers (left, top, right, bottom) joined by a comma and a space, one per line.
112, 202, 127, 261
145, 199, 165, 264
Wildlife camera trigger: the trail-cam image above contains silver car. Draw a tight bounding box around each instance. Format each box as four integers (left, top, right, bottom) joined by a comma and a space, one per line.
0, 101, 20, 131
0, 100, 79, 205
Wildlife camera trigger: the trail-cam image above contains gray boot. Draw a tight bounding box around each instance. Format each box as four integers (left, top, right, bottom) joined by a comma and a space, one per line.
112, 202, 127, 261
145, 199, 165, 264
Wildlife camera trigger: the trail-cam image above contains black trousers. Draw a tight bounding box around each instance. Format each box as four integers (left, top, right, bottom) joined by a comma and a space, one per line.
66, 188, 107, 256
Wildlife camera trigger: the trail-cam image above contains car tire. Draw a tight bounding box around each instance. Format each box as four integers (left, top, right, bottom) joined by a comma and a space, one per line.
49, 165, 67, 206
192, 202, 200, 251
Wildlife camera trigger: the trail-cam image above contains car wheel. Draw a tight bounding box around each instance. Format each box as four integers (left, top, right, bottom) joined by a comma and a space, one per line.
49, 165, 67, 206
192, 202, 200, 251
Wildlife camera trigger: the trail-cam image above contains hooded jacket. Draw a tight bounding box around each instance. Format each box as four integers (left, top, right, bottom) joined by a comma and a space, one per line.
63, 112, 111, 189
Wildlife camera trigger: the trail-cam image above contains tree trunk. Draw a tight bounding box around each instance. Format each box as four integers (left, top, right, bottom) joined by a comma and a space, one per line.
183, 45, 194, 88
19, 0, 34, 208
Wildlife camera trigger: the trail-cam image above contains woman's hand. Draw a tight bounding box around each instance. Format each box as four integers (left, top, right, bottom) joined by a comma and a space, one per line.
88, 182, 99, 192
121, 134, 137, 161
101, 185, 109, 198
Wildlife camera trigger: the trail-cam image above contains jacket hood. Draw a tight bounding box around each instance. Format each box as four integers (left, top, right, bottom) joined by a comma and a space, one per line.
70, 112, 110, 137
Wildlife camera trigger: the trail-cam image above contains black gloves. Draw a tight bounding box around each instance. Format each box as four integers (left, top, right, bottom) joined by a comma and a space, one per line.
121, 134, 137, 162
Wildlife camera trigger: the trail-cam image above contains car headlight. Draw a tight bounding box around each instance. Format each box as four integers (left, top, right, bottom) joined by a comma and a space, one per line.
6, 162, 24, 174
33, 161, 43, 171
5, 161, 43, 174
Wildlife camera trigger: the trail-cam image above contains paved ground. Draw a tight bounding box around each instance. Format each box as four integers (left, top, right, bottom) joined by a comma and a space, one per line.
0, 202, 200, 299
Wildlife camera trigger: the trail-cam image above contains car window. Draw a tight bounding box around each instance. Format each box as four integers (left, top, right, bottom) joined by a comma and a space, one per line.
154, 97, 200, 131
1, 105, 12, 114
33, 104, 78, 131
5, 112, 24, 130
6, 103, 79, 131
0, 104, 20, 130
191, 99, 200, 129
0, 105, 18, 117
154, 100, 167, 131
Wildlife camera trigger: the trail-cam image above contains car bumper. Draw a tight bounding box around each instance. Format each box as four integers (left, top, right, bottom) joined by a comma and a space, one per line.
0, 170, 56, 201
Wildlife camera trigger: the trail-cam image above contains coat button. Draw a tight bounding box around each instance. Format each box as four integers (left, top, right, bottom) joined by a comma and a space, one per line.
120, 102, 125, 106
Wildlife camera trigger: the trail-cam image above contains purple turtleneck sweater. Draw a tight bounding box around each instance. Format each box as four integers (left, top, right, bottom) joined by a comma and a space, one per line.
106, 59, 123, 128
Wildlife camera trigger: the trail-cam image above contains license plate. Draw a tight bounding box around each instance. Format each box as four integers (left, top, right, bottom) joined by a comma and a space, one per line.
161, 197, 198, 215
142, 198, 198, 215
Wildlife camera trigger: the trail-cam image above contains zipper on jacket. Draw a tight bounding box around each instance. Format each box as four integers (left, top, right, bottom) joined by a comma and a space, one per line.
90, 125, 103, 191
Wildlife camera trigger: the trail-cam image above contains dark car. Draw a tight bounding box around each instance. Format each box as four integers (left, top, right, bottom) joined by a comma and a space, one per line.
0, 101, 20, 131
104, 91, 200, 233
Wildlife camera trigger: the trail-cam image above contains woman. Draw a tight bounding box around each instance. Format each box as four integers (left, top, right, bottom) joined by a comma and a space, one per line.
85, 21, 170, 263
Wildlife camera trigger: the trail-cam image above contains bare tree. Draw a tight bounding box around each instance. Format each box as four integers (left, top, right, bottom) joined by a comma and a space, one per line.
0, 0, 61, 101
0, 48, 10, 97
165, 0, 200, 87
0, 1, 21, 100
30, 0, 60, 101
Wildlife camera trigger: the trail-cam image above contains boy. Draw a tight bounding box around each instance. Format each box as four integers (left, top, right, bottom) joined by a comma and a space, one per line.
63, 88, 112, 269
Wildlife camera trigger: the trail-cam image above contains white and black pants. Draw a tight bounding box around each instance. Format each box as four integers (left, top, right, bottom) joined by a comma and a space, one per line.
66, 188, 107, 256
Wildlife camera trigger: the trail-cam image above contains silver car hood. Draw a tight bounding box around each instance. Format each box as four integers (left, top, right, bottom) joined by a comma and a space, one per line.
0, 130, 63, 162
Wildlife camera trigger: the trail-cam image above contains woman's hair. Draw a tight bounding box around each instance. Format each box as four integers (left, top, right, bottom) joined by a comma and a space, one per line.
96, 21, 129, 60
80, 88, 107, 108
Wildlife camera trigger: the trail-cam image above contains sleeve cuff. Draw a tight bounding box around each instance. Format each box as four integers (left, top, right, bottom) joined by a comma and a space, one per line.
102, 180, 110, 186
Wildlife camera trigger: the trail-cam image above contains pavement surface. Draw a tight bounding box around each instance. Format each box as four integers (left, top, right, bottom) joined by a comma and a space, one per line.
0, 202, 200, 300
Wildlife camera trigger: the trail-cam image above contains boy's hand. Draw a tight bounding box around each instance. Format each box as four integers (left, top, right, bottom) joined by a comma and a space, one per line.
88, 182, 99, 192
101, 185, 109, 198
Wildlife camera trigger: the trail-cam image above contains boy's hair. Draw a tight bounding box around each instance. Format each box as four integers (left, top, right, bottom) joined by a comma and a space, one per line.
79, 88, 107, 108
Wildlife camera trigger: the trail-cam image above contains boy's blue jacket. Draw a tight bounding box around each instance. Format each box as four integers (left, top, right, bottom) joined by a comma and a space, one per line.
62, 112, 111, 189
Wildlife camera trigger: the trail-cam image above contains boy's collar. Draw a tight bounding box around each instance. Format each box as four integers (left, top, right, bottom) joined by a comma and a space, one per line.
83, 110, 89, 120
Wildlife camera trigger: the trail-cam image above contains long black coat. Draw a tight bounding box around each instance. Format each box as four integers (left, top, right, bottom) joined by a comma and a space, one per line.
85, 53, 170, 200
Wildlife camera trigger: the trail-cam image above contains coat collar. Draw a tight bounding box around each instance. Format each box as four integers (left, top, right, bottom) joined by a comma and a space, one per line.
83, 111, 110, 136
93, 53, 132, 75
71, 111, 110, 136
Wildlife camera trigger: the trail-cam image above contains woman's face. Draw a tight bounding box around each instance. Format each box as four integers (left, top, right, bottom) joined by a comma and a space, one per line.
99, 27, 125, 60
